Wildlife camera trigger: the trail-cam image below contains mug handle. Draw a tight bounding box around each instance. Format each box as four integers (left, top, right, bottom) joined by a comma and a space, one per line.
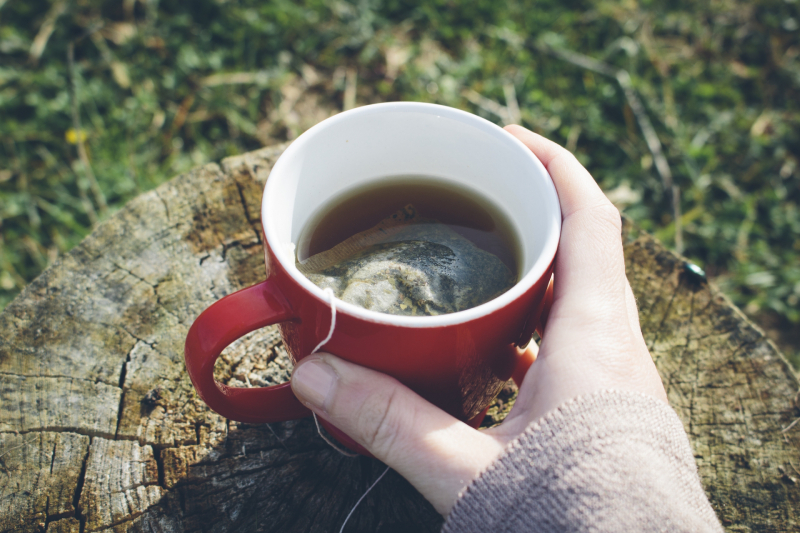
511, 275, 555, 386
184, 280, 311, 423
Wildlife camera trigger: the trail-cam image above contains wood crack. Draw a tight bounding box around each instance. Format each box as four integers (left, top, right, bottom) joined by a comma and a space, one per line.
234, 180, 263, 244
109, 261, 158, 290
85, 509, 146, 533
220, 239, 262, 263
153, 189, 171, 222
155, 297, 185, 326
647, 277, 680, 352
113, 389, 127, 442
73, 439, 90, 533
0, 428, 121, 440
114, 340, 135, 440
152, 447, 165, 489
116, 325, 158, 352
0, 372, 117, 388
48, 439, 58, 475
109, 262, 185, 326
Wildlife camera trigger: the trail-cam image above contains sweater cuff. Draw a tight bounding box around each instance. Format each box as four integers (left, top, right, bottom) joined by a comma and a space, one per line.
442, 390, 723, 533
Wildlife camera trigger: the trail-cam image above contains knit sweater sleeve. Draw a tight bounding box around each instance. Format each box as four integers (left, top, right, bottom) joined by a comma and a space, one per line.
441, 390, 724, 533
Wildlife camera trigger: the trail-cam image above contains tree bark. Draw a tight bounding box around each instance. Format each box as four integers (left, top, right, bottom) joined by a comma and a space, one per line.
0, 144, 797, 532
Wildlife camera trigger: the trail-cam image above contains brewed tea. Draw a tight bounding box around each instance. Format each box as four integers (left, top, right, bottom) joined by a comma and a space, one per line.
296, 177, 521, 316
298, 177, 520, 274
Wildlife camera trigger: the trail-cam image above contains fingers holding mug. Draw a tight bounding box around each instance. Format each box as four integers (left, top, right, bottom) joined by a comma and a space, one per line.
503, 124, 667, 425
505, 124, 629, 324
291, 353, 504, 516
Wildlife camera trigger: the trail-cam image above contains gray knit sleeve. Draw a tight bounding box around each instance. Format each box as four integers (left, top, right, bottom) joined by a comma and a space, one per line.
442, 390, 723, 533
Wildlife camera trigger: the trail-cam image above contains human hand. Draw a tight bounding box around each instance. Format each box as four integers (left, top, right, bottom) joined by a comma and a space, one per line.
289, 124, 667, 516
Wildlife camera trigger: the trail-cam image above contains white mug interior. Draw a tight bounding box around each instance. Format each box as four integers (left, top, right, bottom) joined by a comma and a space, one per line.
263, 102, 561, 327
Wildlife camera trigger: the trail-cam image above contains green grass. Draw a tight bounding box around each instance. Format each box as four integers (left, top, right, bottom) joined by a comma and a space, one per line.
1, 0, 799, 366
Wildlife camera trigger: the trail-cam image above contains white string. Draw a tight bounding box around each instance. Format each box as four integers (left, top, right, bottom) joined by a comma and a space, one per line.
339, 465, 391, 533
302, 287, 390, 529
311, 287, 337, 354
308, 287, 358, 457
313, 412, 358, 457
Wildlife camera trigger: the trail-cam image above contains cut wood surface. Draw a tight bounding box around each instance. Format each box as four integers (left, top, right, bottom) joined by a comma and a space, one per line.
1, 143, 798, 532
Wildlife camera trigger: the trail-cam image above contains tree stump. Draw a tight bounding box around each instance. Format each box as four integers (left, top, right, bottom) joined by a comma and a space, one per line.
1, 144, 798, 532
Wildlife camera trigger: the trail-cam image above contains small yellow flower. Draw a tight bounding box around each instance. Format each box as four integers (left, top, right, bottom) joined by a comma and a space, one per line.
65, 129, 88, 144
0, 271, 15, 290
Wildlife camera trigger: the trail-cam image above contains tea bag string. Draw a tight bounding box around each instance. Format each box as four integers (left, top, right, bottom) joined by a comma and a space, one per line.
311, 287, 338, 354
309, 288, 392, 533
310, 288, 358, 457
340, 465, 391, 533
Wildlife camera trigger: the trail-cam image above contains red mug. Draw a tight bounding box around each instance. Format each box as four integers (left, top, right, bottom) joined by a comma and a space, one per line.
185, 102, 561, 453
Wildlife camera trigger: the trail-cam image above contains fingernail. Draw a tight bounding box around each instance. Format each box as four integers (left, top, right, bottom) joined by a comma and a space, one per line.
292, 358, 336, 410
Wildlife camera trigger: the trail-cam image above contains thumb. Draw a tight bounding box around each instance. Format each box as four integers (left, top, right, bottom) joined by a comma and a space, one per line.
290, 353, 504, 515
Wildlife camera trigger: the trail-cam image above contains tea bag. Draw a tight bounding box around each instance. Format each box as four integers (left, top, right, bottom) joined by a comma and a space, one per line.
297, 205, 515, 316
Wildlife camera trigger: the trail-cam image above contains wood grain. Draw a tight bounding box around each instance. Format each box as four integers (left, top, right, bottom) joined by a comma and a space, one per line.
0, 143, 797, 532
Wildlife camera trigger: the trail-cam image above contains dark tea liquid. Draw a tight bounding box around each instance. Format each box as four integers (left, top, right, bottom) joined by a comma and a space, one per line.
297, 176, 521, 279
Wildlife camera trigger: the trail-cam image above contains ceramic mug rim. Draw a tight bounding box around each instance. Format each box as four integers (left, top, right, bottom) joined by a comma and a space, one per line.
262, 101, 561, 328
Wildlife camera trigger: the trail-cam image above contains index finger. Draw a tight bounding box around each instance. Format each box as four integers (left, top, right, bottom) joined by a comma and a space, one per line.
503, 124, 629, 325
504, 125, 612, 218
